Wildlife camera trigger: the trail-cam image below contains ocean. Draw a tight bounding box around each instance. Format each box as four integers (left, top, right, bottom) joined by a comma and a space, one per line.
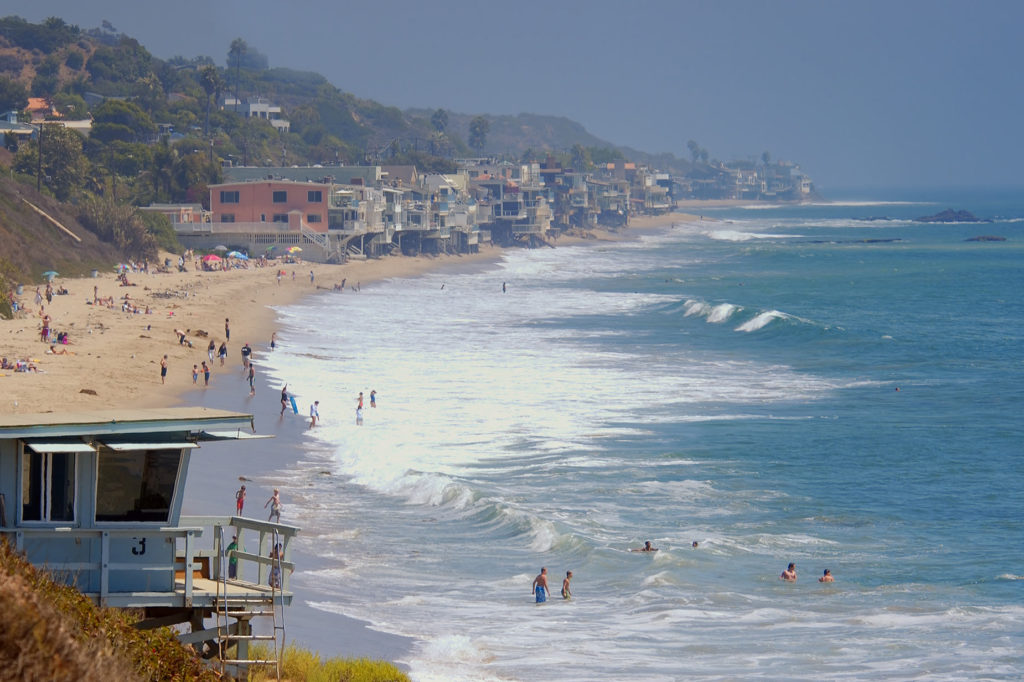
257, 188, 1024, 680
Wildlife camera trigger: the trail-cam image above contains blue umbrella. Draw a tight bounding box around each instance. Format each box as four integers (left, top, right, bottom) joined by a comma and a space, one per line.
42, 270, 59, 279
226, 250, 248, 259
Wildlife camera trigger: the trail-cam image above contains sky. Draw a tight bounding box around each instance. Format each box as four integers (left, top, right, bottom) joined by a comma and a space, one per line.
9, 0, 1024, 189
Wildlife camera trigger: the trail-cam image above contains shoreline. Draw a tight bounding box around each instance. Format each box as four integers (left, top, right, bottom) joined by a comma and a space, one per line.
4, 212, 702, 663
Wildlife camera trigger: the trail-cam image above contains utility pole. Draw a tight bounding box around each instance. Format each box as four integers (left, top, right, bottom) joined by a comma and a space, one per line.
36, 123, 42, 192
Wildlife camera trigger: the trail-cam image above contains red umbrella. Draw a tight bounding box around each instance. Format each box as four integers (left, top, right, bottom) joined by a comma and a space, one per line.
202, 254, 222, 262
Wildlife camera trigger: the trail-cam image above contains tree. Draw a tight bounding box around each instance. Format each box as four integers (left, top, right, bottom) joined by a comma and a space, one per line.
13, 124, 87, 201
761, 151, 771, 166
570, 143, 592, 172
199, 65, 223, 137
91, 99, 156, 143
228, 38, 247, 112
430, 108, 448, 134
687, 139, 700, 163
0, 76, 27, 114
468, 115, 489, 154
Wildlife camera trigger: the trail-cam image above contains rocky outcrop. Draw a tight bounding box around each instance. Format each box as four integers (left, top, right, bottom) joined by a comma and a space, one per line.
915, 209, 990, 223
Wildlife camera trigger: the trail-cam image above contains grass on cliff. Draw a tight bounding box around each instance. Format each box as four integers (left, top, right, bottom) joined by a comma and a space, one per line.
0, 540, 409, 682
0, 538, 217, 681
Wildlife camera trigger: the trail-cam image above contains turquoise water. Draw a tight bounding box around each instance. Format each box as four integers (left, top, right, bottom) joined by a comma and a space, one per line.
261, 188, 1024, 680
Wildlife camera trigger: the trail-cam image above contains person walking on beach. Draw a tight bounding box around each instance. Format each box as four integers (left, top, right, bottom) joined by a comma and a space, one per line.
224, 317, 230, 341
202, 361, 211, 386
532, 567, 550, 603
781, 563, 797, 582
270, 332, 277, 350
370, 390, 376, 408
310, 270, 315, 286
562, 570, 573, 599
280, 384, 289, 415
357, 392, 364, 409
309, 400, 319, 427
819, 569, 834, 583
208, 339, 216, 361
160, 355, 167, 384
235, 485, 246, 515
265, 489, 282, 523
248, 363, 256, 396
503, 281, 507, 293
355, 406, 363, 425
218, 342, 227, 366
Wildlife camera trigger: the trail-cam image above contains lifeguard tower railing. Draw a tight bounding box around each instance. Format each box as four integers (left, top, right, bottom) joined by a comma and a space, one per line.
1, 515, 298, 609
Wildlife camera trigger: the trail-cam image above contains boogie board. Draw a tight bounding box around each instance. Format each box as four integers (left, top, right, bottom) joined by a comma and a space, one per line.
290, 396, 298, 414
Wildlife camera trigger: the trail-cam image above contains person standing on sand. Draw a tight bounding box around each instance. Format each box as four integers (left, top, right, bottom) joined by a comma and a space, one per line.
265, 489, 282, 522
370, 390, 376, 408
270, 332, 277, 350
160, 355, 167, 384
781, 562, 797, 582
280, 384, 289, 415
357, 392, 364, 409
310, 270, 315, 286
309, 400, 319, 427
224, 318, 230, 341
202, 361, 210, 386
532, 567, 550, 603
356, 406, 363, 425
208, 339, 216, 361
218, 342, 227, 366
235, 485, 246, 515
248, 363, 256, 396
503, 281, 507, 293
192, 364, 198, 384
562, 570, 573, 599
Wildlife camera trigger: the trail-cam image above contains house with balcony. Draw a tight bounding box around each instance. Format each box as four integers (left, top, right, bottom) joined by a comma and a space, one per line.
222, 96, 290, 133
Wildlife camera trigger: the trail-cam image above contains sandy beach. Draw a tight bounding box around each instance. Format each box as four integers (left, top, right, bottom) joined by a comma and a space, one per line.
3, 213, 700, 415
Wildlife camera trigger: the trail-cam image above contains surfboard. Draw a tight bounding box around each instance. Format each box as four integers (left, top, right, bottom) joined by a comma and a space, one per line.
290, 396, 298, 414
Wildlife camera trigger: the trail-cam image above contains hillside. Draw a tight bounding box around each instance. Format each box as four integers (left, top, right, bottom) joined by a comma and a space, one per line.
0, 172, 122, 292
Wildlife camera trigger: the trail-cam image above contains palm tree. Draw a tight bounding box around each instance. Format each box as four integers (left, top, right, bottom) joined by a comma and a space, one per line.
200, 66, 223, 138
228, 38, 247, 113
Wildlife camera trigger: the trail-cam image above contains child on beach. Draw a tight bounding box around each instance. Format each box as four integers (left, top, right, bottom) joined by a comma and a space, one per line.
192, 364, 198, 384
235, 485, 246, 515
265, 489, 282, 522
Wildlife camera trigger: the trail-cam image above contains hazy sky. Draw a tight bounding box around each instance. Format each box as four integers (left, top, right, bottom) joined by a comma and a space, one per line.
11, 1, 1024, 189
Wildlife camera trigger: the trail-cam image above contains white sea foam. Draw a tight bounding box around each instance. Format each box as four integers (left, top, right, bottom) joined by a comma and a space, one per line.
735, 310, 789, 332
707, 302, 739, 323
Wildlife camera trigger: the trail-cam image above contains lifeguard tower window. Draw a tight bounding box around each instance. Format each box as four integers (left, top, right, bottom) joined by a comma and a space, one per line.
95, 449, 179, 522
21, 451, 76, 522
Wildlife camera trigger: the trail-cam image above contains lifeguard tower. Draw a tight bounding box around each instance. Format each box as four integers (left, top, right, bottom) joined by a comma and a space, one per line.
0, 408, 297, 679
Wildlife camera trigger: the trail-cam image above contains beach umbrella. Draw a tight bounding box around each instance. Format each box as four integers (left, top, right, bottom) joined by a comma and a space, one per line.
226, 250, 245, 258
288, 246, 302, 253
202, 254, 222, 262
42, 270, 59, 279
213, 245, 228, 252
265, 245, 278, 253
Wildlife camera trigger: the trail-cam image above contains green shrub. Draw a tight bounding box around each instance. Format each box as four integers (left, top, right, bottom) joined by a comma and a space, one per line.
248, 643, 410, 682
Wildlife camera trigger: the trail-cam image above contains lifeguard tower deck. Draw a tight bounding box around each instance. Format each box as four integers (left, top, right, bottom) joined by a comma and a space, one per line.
0, 408, 297, 678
